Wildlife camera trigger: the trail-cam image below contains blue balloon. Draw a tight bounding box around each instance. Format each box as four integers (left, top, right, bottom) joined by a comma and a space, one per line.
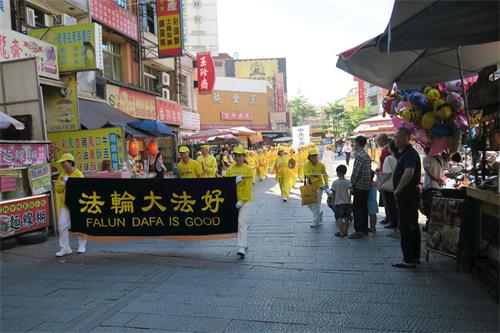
408, 92, 433, 112
431, 124, 450, 137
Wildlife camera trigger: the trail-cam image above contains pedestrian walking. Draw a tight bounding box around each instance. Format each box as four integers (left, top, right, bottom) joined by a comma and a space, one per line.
368, 170, 379, 233
330, 164, 351, 237
153, 152, 167, 179
226, 146, 254, 258
177, 146, 203, 179
378, 141, 399, 235
197, 145, 218, 178
392, 128, 422, 269
343, 140, 352, 166
274, 146, 291, 202
376, 134, 391, 225
348, 135, 371, 239
421, 147, 447, 232
55, 153, 87, 257
304, 148, 328, 228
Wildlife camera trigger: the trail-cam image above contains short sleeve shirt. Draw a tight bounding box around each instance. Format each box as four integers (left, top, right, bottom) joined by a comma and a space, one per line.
423, 155, 445, 189
226, 164, 254, 202
331, 179, 351, 205
393, 144, 421, 190
177, 159, 202, 179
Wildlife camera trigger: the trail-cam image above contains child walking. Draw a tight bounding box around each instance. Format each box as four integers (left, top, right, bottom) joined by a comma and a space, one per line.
330, 165, 352, 237
368, 170, 379, 233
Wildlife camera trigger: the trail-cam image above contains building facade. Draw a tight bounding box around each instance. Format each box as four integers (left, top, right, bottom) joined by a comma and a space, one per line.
182, 0, 219, 54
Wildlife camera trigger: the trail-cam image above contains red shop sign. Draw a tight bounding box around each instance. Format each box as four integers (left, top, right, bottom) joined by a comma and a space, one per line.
156, 97, 182, 125
90, 0, 138, 41
0, 195, 50, 238
197, 52, 216, 95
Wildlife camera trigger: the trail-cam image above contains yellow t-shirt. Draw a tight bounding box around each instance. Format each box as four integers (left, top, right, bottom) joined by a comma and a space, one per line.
226, 163, 254, 202
304, 161, 328, 186
274, 155, 290, 178
177, 159, 203, 179
56, 168, 84, 207
197, 155, 217, 178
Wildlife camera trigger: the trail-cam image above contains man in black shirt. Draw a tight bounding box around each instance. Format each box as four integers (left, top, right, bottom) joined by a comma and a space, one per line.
392, 128, 422, 268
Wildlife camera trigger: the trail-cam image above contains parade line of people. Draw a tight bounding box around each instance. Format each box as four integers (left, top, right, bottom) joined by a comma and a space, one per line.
56, 130, 426, 268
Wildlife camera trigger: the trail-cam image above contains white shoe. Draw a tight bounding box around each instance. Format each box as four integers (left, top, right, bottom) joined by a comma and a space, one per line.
77, 247, 86, 254
56, 248, 72, 257
237, 247, 246, 257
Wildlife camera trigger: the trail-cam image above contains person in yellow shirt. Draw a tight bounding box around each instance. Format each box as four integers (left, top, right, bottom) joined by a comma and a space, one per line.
288, 148, 298, 189
177, 146, 202, 178
257, 149, 267, 181
226, 146, 254, 258
297, 147, 305, 181
247, 151, 260, 183
303, 148, 329, 227
197, 145, 217, 178
274, 146, 291, 202
55, 153, 87, 257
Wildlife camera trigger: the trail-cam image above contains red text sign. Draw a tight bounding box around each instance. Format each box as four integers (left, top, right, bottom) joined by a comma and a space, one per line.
220, 111, 253, 121
0, 195, 50, 238
156, 97, 182, 125
197, 52, 215, 95
275, 72, 285, 112
90, 0, 138, 41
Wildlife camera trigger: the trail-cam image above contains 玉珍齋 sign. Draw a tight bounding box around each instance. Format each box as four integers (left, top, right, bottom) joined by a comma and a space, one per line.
157, 0, 183, 58
65, 178, 238, 241
44, 73, 80, 132
197, 52, 215, 94
0, 195, 50, 238
28, 23, 104, 72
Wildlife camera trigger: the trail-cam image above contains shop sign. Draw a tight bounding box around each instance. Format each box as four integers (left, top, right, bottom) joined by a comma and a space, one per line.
220, 111, 253, 121
197, 52, 215, 95
157, 0, 183, 58
0, 195, 50, 238
107, 84, 156, 120
48, 127, 123, 173
44, 73, 80, 132
0, 28, 58, 79
234, 59, 278, 83
292, 125, 311, 148
0, 143, 48, 168
275, 72, 285, 112
156, 97, 182, 125
181, 110, 200, 130
27, 163, 51, 195
269, 112, 286, 124
28, 23, 104, 72
201, 124, 270, 131
89, 0, 138, 41
66, 177, 238, 241
0, 176, 16, 192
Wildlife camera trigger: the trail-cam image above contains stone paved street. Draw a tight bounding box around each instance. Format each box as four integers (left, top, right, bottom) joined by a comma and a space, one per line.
1, 157, 499, 333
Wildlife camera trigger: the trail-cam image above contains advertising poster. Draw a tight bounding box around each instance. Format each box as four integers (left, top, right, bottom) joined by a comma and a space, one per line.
427, 197, 465, 256
65, 177, 238, 241
28, 23, 104, 72
89, 0, 138, 41
44, 73, 80, 132
234, 59, 279, 83
0, 195, 50, 238
197, 52, 215, 94
0, 28, 59, 79
156, 97, 182, 125
27, 163, 51, 195
157, 0, 183, 58
292, 125, 311, 148
49, 128, 123, 173
107, 84, 156, 120
0, 143, 48, 168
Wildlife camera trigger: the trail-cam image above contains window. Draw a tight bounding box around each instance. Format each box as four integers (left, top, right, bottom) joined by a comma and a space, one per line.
191, 30, 205, 35
193, 1, 201, 9
142, 3, 157, 34
194, 16, 202, 23
180, 75, 189, 106
102, 41, 123, 82
368, 95, 378, 106
112, 0, 127, 9
144, 66, 159, 93
191, 45, 206, 52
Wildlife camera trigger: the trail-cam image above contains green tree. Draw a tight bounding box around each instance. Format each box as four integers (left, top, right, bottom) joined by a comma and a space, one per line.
289, 95, 317, 126
322, 103, 345, 141
338, 106, 372, 137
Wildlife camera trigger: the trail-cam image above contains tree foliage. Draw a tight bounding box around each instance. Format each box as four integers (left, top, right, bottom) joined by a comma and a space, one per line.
289, 95, 317, 126
322, 103, 372, 138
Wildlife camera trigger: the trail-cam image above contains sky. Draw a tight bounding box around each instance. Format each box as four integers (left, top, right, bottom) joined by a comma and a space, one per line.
217, 0, 394, 106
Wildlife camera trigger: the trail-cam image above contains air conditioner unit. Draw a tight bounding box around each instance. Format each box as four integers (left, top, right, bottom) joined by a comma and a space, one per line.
44, 14, 53, 27
26, 8, 36, 27
161, 88, 170, 100
58, 14, 77, 26
158, 72, 170, 86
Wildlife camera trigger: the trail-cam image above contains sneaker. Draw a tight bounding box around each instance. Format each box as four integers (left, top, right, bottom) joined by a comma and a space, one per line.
283, 198, 288, 202
237, 247, 246, 257
77, 247, 86, 254
56, 248, 72, 257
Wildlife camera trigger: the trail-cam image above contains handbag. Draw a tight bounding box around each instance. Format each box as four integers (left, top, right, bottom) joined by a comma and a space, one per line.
300, 183, 319, 206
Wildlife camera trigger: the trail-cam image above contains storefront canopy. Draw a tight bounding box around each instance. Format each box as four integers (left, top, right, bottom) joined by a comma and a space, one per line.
184, 127, 256, 141
129, 119, 174, 136
273, 136, 293, 142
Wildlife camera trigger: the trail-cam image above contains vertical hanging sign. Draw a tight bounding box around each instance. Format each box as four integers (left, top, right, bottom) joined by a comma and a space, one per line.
157, 0, 184, 58
197, 52, 215, 95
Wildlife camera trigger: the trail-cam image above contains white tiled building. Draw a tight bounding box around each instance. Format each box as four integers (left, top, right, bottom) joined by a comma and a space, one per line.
183, 0, 219, 54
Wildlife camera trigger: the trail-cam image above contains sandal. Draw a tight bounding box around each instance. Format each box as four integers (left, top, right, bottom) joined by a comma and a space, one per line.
391, 262, 417, 269
334, 232, 343, 237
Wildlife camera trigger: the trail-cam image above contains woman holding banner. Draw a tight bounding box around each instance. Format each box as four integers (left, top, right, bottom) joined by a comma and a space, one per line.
226, 146, 254, 258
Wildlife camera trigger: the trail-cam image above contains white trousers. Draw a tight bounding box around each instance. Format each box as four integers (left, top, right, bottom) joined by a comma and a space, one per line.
58, 207, 87, 251
237, 202, 250, 248
307, 190, 323, 226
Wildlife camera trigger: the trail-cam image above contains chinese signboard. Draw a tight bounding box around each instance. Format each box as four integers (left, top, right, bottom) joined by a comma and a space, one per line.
44, 73, 80, 132
107, 84, 156, 120
157, 0, 183, 58
220, 111, 253, 121
156, 97, 182, 125
355, 77, 365, 108
292, 125, 311, 148
28, 23, 104, 72
234, 59, 279, 83
48, 128, 124, 172
0, 143, 48, 168
269, 112, 286, 124
181, 110, 200, 130
197, 52, 215, 95
66, 177, 238, 240
0, 28, 58, 79
27, 163, 51, 195
275, 72, 285, 112
0, 195, 50, 238
90, 0, 138, 41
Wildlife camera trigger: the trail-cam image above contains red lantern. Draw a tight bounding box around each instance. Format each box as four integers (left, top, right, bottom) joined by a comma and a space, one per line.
128, 138, 139, 157
148, 139, 158, 156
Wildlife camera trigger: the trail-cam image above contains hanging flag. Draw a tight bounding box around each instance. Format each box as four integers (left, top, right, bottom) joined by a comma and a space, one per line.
197, 52, 216, 95
157, 0, 184, 58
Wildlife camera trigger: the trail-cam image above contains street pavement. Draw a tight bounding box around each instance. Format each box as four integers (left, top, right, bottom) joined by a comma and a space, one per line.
1, 156, 499, 333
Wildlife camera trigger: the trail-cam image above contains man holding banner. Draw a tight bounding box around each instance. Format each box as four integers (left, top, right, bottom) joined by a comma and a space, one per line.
197, 145, 217, 178
178, 146, 203, 179
226, 146, 254, 258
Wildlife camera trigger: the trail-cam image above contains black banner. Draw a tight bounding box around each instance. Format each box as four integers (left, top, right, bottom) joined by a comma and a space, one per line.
65, 177, 238, 241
